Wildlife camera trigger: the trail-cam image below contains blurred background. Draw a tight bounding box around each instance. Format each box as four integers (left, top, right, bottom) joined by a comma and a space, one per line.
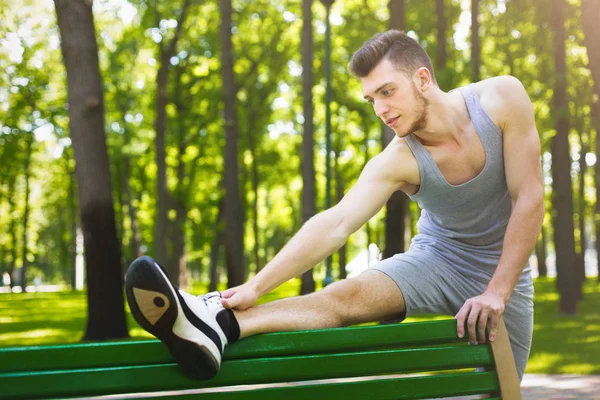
0, 0, 599, 378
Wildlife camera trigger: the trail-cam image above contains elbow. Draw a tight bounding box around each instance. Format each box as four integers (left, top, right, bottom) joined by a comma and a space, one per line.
320, 207, 352, 246
512, 187, 545, 227
306, 208, 350, 247
534, 187, 545, 225
527, 188, 545, 229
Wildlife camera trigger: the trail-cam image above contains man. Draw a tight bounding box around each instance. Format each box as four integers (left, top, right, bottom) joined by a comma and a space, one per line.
125, 30, 543, 381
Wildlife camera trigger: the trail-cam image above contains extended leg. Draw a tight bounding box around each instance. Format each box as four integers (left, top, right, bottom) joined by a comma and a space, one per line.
235, 269, 406, 339
125, 256, 406, 380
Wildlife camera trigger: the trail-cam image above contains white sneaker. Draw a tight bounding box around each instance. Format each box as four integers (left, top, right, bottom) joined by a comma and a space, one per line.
125, 256, 232, 379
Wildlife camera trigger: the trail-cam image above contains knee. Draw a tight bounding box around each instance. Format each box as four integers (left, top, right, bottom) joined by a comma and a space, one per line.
317, 279, 363, 327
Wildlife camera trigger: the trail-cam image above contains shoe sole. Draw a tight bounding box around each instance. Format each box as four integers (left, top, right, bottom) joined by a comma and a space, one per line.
125, 256, 220, 380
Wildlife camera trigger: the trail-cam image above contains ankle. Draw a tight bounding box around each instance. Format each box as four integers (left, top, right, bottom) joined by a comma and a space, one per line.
217, 308, 240, 342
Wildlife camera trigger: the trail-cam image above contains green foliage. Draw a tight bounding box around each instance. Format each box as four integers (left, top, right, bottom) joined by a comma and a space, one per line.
0, 0, 598, 291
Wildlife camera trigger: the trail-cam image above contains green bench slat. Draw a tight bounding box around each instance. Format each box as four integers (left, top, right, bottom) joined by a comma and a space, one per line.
0, 320, 461, 373
1, 345, 493, 400
147, 372, 499, 400
227, 318, 460, 358
0, 340, 172, 374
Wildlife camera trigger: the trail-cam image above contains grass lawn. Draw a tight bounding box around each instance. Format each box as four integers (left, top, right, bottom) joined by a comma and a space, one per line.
1, 277, 598, 374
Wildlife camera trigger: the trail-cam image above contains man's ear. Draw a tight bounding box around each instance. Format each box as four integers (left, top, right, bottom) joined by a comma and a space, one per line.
416, 67, 432, 91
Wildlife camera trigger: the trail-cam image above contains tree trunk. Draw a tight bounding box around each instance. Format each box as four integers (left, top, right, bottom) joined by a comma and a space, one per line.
594, 102, 600, 283
54, 0, 129, 340
209, 199, 225, 292
220, 0, 245, 288
436, 0, 448, 88
7, 178, 17, 288
114, 160, 126, 264
388, 0, 405, 30
154, 0, 192, 280
68, 168, 78, 290
171, 199, 187, 289
577, 134, 588, 289
382, 0, 409, 260
580, 0, 600, 282
170, 119, 188, 289
551, 0, 578, 314
123, 158, 142, 261
471, 0, 481, 82
335, 151, 347, 280
300, 0, 317, 295
154, 45, 170, 269
581, 0, 600, 87
249, 125, 261, 274
19, 133, 33, 291
536, 227, 548, 277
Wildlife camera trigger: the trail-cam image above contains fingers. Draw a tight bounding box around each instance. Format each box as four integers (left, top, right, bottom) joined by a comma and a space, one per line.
221, 288, 235, 298
455, 301, 472, 339
477, 309, 490, 344
456, 299, 499, 344
488, 313, 499, 342
221, 292, 253, 310
221, 297, 234, 309
467, 304, 481, 344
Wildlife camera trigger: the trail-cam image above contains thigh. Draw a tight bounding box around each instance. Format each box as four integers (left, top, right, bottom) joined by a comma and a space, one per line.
372, 251, 459, 317
320, 269, 406, 326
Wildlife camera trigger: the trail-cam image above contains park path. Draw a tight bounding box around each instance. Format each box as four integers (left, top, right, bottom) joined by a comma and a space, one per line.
520, 374, 600, 399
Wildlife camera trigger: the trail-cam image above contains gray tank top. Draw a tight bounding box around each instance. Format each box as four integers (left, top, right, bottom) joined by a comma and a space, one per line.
404, 84, 532, 282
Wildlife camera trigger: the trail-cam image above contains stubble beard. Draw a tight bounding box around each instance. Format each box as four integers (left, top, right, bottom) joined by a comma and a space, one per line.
404, 83, 430, 135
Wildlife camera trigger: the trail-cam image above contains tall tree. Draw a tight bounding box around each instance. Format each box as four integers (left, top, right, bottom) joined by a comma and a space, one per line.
19, 133, 33, 291
436, 0, 448, 89
471, 0, 481, 82
220, 0, 245, 287
576, 129, 588, 289
536, 228, 548, 277
382, 0, 409, 259
580, 0, 600, 283
54, 0, 129, 340
153, 0, 192, 284
551, 0, 578, 314
300, 0, 317, 294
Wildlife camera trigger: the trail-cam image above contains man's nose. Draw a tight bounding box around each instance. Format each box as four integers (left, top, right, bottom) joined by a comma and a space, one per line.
374, 100, 389, 118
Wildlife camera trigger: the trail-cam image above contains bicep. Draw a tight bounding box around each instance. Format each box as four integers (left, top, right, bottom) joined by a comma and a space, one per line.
502, 84, 543, 204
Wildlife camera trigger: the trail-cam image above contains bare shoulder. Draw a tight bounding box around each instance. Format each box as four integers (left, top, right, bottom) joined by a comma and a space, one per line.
472, 76, 533, 131
373, 136, 420, 189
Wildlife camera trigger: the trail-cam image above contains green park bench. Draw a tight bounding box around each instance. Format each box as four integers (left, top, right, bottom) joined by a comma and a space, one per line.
0, 318, 521, 399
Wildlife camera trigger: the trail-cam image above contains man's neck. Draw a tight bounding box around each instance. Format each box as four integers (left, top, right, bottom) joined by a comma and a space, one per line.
412, 88, 471, 147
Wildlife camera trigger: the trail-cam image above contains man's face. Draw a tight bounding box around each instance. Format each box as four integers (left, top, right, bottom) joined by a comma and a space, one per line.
361, 58, 429, 137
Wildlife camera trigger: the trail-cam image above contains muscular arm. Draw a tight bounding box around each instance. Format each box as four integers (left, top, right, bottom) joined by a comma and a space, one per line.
222, 141, 409, 308
456, 76, 544, 343
487, 78, 544, 302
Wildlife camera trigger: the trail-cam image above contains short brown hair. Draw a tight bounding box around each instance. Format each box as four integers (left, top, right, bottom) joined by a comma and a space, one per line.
348, 30, 437, 85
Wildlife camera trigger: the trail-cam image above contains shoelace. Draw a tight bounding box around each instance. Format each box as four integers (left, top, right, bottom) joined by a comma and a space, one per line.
201, 291, 222, 307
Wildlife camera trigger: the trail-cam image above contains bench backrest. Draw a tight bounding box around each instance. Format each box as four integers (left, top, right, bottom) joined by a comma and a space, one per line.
0, 318, 520, 399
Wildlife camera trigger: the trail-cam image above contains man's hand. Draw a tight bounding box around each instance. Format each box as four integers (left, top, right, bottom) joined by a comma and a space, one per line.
221, 282, 260, 310
455, 292, 505, 344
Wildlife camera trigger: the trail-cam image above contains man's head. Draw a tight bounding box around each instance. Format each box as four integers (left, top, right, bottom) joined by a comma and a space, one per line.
349, 30, 436, 137
348, 30, 436, 84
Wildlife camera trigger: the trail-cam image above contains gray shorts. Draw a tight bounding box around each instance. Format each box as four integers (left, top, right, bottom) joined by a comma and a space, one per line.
370, 249, 534, 380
